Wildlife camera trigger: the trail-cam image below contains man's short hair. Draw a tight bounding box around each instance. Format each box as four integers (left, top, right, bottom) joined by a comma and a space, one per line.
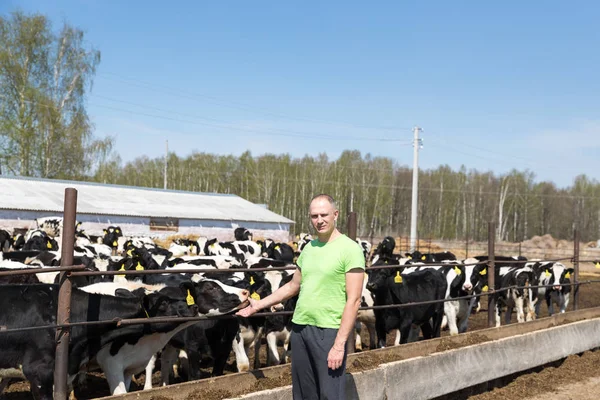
310, 194, 338, 210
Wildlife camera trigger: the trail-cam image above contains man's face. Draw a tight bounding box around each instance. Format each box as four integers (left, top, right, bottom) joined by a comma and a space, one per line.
309, 198, 339, 236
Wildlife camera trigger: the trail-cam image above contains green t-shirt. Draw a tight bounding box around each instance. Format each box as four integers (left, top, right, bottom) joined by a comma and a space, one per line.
292, 234, 366, 329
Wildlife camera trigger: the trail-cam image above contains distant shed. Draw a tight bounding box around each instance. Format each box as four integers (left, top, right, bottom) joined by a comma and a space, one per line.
0, 176, 294, 242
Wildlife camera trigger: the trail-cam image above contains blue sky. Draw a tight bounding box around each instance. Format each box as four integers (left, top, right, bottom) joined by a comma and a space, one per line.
3, 0, 600, 187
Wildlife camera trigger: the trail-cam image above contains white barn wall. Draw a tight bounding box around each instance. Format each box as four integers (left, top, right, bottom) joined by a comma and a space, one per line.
0, 210, 291, 242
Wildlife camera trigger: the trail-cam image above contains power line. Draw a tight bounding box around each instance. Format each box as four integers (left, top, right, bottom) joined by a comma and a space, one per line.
97, 71, 412, 133
0, 94, 412, 143
90, 94, 412, 142
425, 131, 570, 171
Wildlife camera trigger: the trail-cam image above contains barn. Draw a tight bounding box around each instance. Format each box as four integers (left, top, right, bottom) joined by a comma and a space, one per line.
0, 176, 294, 241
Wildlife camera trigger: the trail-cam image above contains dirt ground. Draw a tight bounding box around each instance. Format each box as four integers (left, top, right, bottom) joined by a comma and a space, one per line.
468, 351, 600, 400
5, 273, 600, 399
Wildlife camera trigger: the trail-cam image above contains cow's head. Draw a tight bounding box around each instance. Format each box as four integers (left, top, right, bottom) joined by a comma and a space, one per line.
462, 259, 489, 294
102, 227, 120, 249
548, 263, 574, 292
192, 278, 249, 316
366, 257, 400, 293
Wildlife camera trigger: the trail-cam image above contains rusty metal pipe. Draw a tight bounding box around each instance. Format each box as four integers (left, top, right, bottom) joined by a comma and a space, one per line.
487, 222, 496, 328
54, 188, 77, 400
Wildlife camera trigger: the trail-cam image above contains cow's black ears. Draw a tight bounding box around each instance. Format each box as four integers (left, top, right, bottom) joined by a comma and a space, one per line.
179, 281, 195, 293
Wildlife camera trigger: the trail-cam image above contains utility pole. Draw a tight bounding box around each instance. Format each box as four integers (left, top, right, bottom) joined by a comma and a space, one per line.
164, 140, 168, 190
409, 126, 422, 251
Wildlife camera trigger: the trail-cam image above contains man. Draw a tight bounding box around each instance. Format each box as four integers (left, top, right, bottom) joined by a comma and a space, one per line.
237, 193, 365, 399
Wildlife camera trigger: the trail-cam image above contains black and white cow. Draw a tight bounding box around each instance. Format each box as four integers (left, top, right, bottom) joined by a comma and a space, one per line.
263, 271, 297, 366
355, 272, 378, 350
370, 236, 396, 264
22, 230, 58, 252
530, 261, 573, 317
0, 229, 11, 251
0, 280, 243, 399
401, 262, 468, 336
367, 266, 446, 345
231, 273, 273, 371
74, 279, 249, 395
205, 239, 261, 260
234, 227, 252, 241
473, 256, 532, 326
356, 238, 372, 261
260, 241, 295, 263
404, 250, 457, 264
102, 226, 123, 251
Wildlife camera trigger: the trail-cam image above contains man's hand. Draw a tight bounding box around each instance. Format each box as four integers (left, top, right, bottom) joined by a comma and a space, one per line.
327, 344, 345, 370
235, 298, 261, 318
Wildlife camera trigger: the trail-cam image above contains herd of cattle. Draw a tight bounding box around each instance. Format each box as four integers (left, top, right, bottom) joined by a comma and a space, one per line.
0, 219, 578, 398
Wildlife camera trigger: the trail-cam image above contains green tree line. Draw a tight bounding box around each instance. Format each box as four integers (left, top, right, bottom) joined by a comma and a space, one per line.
93, 150, 600, 243
2, 12, 599, 242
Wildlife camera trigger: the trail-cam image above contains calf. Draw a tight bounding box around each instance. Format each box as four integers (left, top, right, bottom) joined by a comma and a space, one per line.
365, 256, 403, 347
530, 262, 573, 316
356, 238, 372, 261
77, 279, 249, 394
370, 236, 395, 264
234, 227, 252, 241
402, 262, 468, 336
369, 268, 447, 345
355, 274, 377, 350
0, 283, 193, 399
261, 241, 294, 263
404, 250, 457, 263
23, 230, 58, 252
0, 229, 11, 251
102, 226, 122, 251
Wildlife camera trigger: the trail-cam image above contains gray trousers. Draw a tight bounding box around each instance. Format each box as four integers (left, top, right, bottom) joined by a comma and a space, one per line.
291, 323, 347, 400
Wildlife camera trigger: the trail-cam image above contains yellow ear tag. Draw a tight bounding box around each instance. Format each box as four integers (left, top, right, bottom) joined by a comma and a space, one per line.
113, 241, 118, 247
595, 262, 600, 269
250, 276, 255, 285
46, 241, 52, 249
275, 245, 280, 250
119, 264, 125, 271
127, 249, 133, 257
384, 260, 388, 264
186, 290, 195, 306
407, 255, 412, 260
454, 266, 461, 275
421, 255, 426, 261
135, 262, 144, 271
479, 269, 487, 276
545, 270, 551, 278
116, 229, 120, 234
251, 292, 261, 300
565, 272, 571, 279
482, 285, 489, 292
394, 272, 402, 284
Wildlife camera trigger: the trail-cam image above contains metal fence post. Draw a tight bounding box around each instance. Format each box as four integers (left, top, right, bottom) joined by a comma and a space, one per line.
346, 212, 358, 355
54, 188, 77, 400
573, 229, 580, 311
487, 222, 496, 328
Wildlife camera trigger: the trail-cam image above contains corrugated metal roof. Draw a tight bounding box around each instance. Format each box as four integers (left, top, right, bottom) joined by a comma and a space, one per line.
0, 176, 294, 224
